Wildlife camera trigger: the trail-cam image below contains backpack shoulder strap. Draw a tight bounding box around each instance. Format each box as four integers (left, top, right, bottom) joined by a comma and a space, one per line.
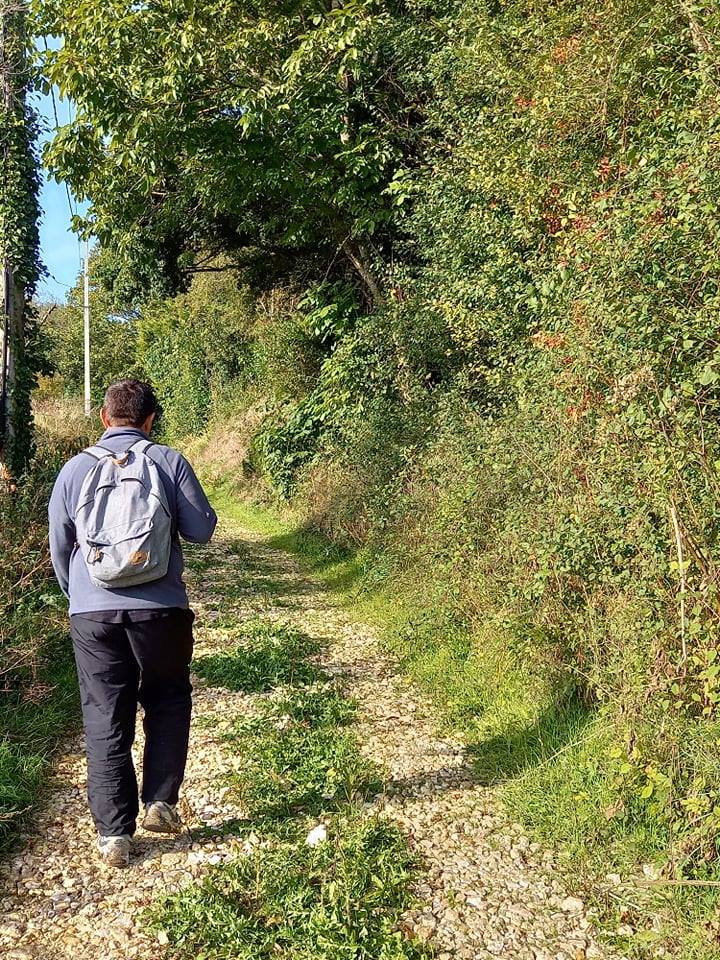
129, 438, 154, 457
83, 444, 115, 461
74, 446, 116, 518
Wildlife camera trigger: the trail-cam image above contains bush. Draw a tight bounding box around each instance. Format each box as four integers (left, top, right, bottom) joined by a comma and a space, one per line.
137, 268, 258, 440
0, 415, 88, 850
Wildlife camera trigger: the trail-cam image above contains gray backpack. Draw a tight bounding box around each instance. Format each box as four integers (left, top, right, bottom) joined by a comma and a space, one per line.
75, 439, 173, 589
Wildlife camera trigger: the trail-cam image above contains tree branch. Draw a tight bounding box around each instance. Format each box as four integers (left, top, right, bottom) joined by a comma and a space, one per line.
680, 1, 713, 58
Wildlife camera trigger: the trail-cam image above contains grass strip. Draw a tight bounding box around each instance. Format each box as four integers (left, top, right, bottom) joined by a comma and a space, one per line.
0, 629, 79, 854
223, 686, 383, 824
193, 620, 322, 693
149, 814, 429, 960
150, 614, 428, 959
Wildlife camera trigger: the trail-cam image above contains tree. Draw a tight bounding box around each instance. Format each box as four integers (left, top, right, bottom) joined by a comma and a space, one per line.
35, 0, 438, 307
0, 0, 42, 479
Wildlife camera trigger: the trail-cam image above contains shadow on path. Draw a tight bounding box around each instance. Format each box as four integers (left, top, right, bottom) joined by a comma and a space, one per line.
467, 698, 593, 786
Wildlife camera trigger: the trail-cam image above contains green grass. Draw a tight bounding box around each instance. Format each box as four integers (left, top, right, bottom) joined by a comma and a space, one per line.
0, 627, 79, 854
207, 483, 366, 598
0, 429, 89, 857
269, 687, 358, 728
197, 627, 384, 823
224, 687, 383, 823
193, 619, 322, 692
149, 814, 430, 960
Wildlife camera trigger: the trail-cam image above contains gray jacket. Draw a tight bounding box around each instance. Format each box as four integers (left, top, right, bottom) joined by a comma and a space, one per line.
49, 427, 217, 615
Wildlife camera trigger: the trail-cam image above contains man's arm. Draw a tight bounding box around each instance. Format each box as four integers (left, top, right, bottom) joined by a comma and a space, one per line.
48, 467, 76, 598
175, 456, 218, 543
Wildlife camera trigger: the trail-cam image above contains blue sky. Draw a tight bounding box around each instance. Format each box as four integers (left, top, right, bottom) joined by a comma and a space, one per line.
34, 86, 89, 304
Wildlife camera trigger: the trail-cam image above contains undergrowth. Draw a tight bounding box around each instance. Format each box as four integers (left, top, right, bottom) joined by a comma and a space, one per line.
0, 416, 88, 853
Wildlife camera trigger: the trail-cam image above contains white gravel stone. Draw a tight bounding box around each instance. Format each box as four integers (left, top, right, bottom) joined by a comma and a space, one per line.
561, 897, 585, 914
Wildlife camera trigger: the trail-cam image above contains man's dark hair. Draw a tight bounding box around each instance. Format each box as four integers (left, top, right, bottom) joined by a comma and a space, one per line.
103, 380, 159, 427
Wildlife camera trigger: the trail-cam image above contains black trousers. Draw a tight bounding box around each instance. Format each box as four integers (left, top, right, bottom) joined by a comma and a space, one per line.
70, 609, 194, 837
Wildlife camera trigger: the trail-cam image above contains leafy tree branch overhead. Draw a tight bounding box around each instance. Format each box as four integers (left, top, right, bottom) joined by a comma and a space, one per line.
35, 0, 438, 304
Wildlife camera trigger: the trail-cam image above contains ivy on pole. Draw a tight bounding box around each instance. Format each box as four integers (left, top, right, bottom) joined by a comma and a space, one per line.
0, 0, 42, 480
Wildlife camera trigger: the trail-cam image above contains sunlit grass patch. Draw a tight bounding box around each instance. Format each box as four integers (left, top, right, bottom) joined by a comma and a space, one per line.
269, 687, 357, 728
225, 687, 382, 821
193, 619, 322, 693
149, 814, 430, 960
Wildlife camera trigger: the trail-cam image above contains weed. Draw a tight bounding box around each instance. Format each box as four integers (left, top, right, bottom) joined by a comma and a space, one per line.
149, 814, 430, 960
193, 619, 322, 693
225, 687, 382, 821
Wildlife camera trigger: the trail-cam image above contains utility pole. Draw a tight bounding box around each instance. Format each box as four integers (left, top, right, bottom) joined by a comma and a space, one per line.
83, 238, 90, 416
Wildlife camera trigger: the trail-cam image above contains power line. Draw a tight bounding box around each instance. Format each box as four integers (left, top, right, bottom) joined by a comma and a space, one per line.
39, 270, 75, 290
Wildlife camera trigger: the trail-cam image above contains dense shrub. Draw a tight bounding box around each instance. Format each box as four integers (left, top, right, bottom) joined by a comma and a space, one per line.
41, 255, 142, 405
137, 269, 258, 439
0, 409, 88, 850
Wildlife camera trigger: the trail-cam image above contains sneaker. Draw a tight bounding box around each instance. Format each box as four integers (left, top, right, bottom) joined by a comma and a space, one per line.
97, 834, 132, 868
142, 800, 184, 834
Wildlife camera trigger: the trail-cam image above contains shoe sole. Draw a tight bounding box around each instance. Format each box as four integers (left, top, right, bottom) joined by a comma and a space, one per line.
142, 810, 183, 834
99, 849, 130, 868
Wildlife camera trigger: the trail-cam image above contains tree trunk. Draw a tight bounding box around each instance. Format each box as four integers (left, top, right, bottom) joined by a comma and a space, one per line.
341, 237, 383, 305
2, 267, 24, 465
0, 0, 39, 481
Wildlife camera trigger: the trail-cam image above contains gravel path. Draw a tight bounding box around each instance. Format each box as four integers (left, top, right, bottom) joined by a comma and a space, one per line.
0, 517, 620, 960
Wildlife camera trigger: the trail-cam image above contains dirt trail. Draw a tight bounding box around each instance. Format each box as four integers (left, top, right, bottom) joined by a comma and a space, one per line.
0, 515, 620, 960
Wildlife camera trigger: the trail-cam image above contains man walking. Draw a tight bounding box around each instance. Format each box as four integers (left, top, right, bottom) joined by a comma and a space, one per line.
49, 379, 217, 867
